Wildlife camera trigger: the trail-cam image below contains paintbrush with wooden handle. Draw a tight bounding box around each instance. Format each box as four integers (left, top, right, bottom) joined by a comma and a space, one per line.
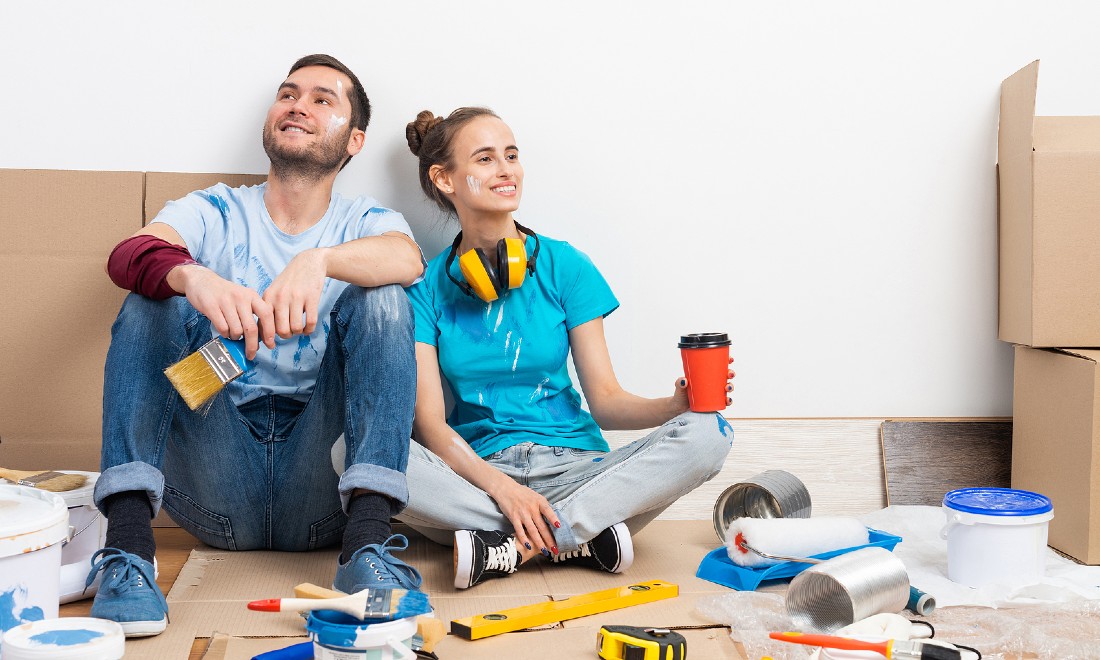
248, 586, 430, 621
0, 468, 87, 492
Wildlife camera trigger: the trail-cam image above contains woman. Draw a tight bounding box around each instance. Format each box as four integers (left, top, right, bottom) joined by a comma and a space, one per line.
399, 107, 735, 589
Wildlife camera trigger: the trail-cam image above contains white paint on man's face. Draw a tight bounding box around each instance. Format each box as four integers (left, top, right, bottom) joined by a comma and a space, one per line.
327, 114, 349, 136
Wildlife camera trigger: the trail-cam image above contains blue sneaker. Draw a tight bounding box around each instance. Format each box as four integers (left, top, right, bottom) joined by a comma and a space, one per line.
334, 534, 424, 594
86, 548, 168, 637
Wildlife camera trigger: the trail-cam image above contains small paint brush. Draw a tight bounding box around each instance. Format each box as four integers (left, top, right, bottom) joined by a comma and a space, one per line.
164, 338, 250, 410
248, 587, 431, 621
0, 468, 87, 492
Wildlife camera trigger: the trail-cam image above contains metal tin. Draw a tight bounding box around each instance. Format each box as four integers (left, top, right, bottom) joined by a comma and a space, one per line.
785, 546, 910, 633
711, 469, 812, 541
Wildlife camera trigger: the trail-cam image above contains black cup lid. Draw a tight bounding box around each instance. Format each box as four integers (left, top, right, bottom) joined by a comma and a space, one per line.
678, 332, 730, 348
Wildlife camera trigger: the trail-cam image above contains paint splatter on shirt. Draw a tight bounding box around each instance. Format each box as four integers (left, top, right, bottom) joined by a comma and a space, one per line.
154, 183, 416, 405
407, 234, 618, 457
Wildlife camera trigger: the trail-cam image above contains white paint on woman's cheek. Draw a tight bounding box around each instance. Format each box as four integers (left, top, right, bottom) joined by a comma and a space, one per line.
466, 175, 482, 195
327, 114, 348, 135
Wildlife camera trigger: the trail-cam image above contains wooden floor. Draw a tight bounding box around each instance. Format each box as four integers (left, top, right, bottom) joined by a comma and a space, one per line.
59, 527, 206, 658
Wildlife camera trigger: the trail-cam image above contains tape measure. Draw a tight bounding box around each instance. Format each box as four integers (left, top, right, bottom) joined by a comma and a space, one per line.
597, 626, 687, 660
451, 580, 678, 640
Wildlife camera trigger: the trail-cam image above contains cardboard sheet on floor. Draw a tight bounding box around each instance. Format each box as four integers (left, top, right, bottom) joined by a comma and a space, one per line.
119, 520, 738, 659
209, 625, 739, 659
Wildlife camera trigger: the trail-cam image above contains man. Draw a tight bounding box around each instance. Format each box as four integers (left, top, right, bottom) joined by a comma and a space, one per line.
90, 54, 425, 637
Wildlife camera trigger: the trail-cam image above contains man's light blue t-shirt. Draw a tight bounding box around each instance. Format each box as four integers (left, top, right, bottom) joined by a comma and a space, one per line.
407, 233, 619, 457
155, 182, 414, 405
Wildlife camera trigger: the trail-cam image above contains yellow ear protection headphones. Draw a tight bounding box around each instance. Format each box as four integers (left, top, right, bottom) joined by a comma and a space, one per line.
446, 221, 540, 303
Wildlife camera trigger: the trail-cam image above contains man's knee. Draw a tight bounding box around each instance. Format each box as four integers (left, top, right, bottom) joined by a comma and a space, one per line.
333, 284, 413, 336
112, 293, 192, 336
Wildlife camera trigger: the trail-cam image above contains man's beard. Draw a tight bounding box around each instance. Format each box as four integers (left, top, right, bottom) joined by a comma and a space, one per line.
262, 124, 349, 181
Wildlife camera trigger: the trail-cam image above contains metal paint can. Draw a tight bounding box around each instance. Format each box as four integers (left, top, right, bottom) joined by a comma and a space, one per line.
711, 470, 812, 541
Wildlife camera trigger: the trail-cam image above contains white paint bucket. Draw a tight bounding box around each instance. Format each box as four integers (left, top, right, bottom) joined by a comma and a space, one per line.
1, 617, 124, 659
306, 611, 417, 660
0, 486, 69, 640
941, 487, 1054, 588
56, 472, 107, 604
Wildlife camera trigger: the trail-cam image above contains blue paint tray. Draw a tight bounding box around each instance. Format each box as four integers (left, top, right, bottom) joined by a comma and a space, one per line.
695, 527, 903, 591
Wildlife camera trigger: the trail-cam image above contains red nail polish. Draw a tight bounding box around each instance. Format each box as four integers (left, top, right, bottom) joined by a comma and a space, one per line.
552, 546, 558, 555
554, 521, 561, 529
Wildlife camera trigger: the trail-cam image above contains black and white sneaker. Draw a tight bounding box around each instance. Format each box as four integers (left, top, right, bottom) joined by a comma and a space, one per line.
453, 530, 522, 589
550, 522, 633, 573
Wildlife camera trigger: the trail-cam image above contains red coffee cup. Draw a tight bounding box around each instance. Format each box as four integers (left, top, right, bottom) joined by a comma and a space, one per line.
679, 333, 731, 413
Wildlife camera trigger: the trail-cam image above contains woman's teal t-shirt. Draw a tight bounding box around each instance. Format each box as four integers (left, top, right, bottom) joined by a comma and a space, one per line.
406, 233, 619, 457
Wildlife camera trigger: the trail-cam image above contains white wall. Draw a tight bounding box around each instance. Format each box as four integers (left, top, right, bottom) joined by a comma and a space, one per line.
6, 1, 1100, 417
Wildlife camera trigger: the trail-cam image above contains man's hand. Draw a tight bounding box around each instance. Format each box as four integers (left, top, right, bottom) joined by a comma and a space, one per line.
170, 264, 276, 359
262, 248, 329, 338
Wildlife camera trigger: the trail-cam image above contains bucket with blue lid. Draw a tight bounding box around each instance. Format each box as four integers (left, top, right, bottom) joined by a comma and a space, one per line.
940, 487, 1054, 588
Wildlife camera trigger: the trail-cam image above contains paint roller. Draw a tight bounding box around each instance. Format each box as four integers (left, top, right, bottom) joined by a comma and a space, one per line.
724, 516, 870, 567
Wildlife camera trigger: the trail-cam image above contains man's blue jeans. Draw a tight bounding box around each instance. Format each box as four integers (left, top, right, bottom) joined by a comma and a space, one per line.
94, 284, 415, 551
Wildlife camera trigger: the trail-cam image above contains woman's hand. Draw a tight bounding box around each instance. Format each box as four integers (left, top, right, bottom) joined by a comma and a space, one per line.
488, 478, 561, 557
674, 356, 736, 408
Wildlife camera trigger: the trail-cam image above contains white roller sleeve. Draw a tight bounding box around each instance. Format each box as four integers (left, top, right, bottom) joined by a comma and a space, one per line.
724, 517, 870, 567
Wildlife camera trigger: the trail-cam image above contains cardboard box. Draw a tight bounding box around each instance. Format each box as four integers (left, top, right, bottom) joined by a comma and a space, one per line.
998, 61, 1100, 347
0, 169, 142, 470
1012, 345, 1100, 564
0, 169, 264, 473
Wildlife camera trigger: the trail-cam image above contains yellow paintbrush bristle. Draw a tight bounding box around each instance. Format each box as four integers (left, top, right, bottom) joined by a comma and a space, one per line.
164, 349, 227, 411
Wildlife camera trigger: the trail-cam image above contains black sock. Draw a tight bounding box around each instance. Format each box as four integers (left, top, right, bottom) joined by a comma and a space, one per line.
103, 491, 156, 563
341, 492, 397, 563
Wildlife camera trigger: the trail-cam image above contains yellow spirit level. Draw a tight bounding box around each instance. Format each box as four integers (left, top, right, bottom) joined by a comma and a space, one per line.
450, 580, 678, 640
597, 625, 687, 660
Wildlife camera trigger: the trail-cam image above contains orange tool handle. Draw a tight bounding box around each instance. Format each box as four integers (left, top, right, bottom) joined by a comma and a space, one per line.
770, 632, 892, 655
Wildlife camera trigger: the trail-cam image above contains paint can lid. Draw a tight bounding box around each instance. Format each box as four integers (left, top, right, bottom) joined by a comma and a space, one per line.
943, 487, 1053, 516
0, 485, 69, 560
678, 333, 730, 348
306, 610, 417, 649
1, 617, 124, 659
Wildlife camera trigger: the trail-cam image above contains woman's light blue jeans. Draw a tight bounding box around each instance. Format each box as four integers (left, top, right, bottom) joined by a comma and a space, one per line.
94, 285, 415, 551
396, 412, 733, 552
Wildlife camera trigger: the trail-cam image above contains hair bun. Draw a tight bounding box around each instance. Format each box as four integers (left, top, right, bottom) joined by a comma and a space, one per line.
406, 110, 444, 156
